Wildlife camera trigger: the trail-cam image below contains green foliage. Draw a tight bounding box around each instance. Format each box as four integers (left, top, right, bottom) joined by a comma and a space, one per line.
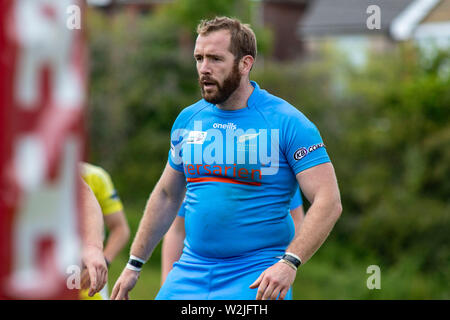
87, 3, 449, 299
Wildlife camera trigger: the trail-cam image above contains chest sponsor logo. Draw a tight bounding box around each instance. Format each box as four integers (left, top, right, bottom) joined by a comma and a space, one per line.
186, 131, 208, 144
171, 121, 280, 176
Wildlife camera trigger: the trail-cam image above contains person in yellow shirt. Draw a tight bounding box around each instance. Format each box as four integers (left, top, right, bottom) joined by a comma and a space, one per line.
79, 162, 130, 300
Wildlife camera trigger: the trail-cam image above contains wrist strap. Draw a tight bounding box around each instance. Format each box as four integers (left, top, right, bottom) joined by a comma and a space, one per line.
279, 258, 297, 271
282, 252, 302, 269
126, 263, 142, 272
126, 255, 146, 272
130, 255, 146, 264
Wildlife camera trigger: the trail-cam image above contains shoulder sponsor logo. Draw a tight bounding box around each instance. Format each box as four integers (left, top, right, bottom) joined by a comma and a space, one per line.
293, 142, 326, 161
293, 147, 308, 161
308, 142, 325, 153
186, 131, 208, 144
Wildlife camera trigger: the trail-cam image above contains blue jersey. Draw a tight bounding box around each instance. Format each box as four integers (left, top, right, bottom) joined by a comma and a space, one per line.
168, 81, 329, 259
177, 188, 302, 218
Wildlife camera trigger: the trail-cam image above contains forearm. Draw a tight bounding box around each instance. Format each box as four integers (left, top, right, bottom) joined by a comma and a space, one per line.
103, 227, 129, 263
80, 179, 104, 250
130, 187, 183, 261
286, 198, 341, 264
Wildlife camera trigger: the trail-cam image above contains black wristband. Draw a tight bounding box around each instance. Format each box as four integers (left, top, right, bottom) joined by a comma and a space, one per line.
128, 258, 144, 269
282, 253, 302, 268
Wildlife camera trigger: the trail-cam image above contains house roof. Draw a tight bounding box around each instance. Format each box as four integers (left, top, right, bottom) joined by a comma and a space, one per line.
299, 0, 415, 37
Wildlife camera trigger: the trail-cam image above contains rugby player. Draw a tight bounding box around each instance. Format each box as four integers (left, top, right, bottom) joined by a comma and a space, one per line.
112, 16, 342, 300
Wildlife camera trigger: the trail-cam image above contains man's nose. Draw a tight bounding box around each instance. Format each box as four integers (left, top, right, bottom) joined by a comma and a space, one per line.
199, 60, 211, 75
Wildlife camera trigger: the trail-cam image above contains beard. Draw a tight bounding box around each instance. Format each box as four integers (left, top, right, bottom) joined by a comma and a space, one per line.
199, 62, 241, 105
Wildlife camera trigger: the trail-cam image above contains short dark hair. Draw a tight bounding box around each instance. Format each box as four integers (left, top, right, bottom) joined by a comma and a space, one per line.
196, 16, 257, 62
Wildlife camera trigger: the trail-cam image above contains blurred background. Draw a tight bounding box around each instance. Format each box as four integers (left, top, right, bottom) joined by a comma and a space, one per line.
3, 0, 447, 299
83, 0, 449, 299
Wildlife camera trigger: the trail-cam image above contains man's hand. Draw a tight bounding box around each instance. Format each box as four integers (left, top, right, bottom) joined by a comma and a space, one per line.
110, 268, 140, 300
82, 244, 108, 297
249, 261, 296, 300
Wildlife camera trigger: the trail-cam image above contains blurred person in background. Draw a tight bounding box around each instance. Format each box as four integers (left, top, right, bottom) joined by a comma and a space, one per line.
79, 162, 130, 300
80, 178, 110, 298
112, 16, 341, 300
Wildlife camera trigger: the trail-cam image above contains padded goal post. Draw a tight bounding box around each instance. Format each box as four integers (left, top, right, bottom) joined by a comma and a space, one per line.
0, 0, 87, 299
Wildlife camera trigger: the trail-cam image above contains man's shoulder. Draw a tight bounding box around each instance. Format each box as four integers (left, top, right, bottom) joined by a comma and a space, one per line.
256, 88, 312, 126
180, 99, 210, 117
173, 99, 210, 127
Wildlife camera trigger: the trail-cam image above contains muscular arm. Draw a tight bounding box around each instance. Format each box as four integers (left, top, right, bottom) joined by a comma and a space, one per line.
130, 163, 186, 261
111, 163, 186, 299
287, 162, 342, 263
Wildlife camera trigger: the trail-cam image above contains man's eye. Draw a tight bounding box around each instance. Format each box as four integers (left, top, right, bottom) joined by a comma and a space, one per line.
195, 56, 203, 62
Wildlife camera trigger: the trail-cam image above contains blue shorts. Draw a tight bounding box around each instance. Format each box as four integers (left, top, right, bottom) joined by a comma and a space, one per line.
156, 246, 293, 300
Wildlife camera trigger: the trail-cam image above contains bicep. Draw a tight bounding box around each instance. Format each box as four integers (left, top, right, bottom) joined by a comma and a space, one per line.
156, 162, 187, 205
296, 162, 340, 205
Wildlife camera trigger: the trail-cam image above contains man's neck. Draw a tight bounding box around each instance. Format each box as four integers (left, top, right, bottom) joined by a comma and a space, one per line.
216, 80, 254, 111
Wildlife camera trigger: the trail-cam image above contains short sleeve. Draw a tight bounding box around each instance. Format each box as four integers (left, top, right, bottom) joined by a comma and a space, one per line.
94, 170, 123, 216
289, 188, 303, 210
283, 112, 330, 175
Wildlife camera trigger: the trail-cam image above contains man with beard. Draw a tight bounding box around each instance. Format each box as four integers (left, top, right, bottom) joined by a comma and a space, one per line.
111, 16, 342, 300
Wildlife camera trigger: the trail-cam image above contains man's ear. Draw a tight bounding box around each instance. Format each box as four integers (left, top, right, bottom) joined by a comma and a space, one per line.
239, 55, 254, 74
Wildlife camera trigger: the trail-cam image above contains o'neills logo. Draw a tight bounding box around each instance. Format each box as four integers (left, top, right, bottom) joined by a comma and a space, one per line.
213, 122, 237, 130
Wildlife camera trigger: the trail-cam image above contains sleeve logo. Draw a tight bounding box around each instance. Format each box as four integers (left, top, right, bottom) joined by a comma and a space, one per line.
293, 142, 325, 161
293, 147, 308, 161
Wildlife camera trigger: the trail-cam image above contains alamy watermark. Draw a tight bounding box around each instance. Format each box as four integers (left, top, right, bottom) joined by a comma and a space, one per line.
366, 5, 381, 30
366, 265, 381, 290
66, 5, 81, 30
66, 265, 81, 290
170, 121, 281, 177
